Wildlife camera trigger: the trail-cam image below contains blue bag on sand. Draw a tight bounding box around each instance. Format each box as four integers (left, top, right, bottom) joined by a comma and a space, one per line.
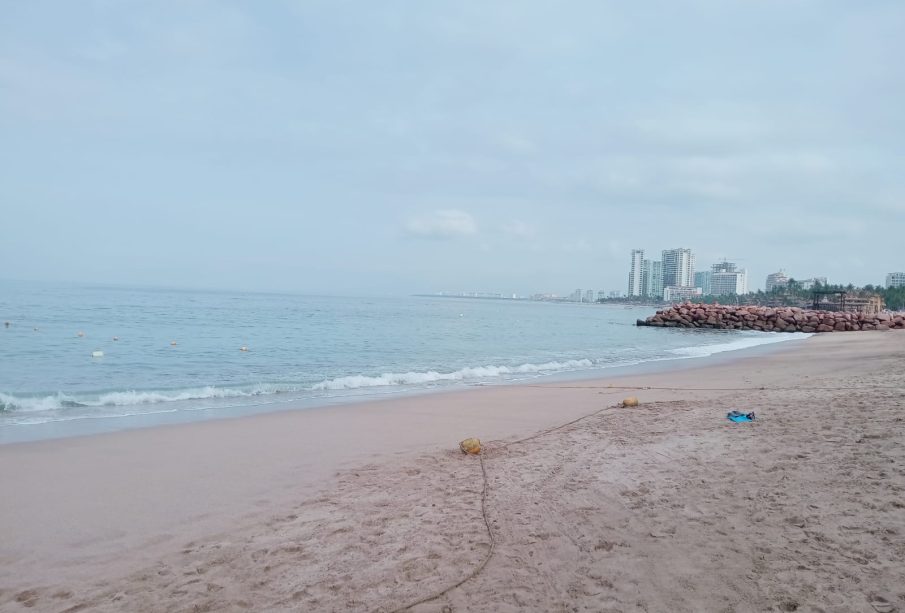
727, 410, 756, 423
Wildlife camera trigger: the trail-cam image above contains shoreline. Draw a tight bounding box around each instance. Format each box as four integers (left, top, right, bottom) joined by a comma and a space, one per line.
1, 331, 903, 611
0, 330, 809, 445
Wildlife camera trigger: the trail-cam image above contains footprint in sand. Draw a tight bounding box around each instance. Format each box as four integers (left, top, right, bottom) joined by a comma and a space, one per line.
868, 595, 894, 613
14, 589, 40, 607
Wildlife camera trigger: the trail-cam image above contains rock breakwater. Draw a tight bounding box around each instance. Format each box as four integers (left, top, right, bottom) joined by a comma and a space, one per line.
637, 303, 905, 332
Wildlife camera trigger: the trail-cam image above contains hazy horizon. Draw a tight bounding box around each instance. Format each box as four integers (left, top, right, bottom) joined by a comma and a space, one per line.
2, 1, 903, 296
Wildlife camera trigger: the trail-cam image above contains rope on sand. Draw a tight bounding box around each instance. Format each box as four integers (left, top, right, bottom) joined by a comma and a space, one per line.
388, 402, 621, 612
388, 454, 496, 613
505, 404, 618, 447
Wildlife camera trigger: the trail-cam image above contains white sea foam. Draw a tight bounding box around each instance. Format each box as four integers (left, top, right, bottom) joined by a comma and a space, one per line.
0, 392, 81, 413
95, 386, 259, 406
669, 332, 812, 359
310, 359, 594, 391
0, 384, 305, 413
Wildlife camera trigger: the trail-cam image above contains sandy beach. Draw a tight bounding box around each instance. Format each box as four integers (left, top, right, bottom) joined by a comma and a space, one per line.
1, 331, 903, 612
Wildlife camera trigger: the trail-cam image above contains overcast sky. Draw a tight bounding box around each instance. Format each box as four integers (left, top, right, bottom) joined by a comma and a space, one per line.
2, 1, 903, 296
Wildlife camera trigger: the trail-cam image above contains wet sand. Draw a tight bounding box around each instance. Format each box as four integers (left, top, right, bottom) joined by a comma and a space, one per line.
1, 331, 903, 612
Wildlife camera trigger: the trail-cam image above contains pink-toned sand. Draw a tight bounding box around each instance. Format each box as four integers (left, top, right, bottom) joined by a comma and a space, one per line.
1, 332, 903, 612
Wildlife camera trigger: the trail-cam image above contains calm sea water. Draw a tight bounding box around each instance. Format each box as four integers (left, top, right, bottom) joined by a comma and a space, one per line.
0, 280, 805, 442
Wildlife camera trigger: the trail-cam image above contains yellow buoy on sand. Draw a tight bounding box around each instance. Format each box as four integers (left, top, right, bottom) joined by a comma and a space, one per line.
622, 397, 639, 407
459, 437, 482, 455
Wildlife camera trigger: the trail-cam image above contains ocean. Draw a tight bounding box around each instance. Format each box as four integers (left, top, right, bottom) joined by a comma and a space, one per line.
0, 280, 806, 443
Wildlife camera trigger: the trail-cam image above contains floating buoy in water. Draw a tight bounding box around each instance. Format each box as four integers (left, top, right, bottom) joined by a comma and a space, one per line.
77, 331, 85, 337
33, 327, 38, 332
4, 321, 9, 328
92, 350, 104, 358
622, 397, 639, 408
240, 345, 248, 352
170, 340, 177, 346
112, 336, 118, 341
459, 437, 482, 455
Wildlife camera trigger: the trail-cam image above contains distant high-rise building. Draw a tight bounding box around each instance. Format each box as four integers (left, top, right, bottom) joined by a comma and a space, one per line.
661, 248, 695, 288
766, 271, 789, 292
628, 249, 644, 297
711, 261, 738, 273
694, 271, 712, 295
649, 261, 663, 300
597, 290, 607, 302
641, 259, 652, 297
887, 272, 905, 288
710, 262, 748, 296
570, 289, 583, 302
584, 289, 595, 303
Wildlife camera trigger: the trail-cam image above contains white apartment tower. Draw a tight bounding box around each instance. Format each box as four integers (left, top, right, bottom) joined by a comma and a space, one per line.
887, 272, 905, 288
628, 249, 644, 297
649, 261, 663, 299
661, 248, 695, 288
766, 271, 789, 292
710, 261, 748, 296
641, 259, 652, 297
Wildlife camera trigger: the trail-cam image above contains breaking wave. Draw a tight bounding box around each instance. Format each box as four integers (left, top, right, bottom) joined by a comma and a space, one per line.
669, 331, 812, 358
0, 385, 304, 413
310, 359, 594, 391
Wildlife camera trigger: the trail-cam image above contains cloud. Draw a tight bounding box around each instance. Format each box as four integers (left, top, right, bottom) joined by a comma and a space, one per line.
501, 220, 537, 240
2, 1, 903, 294
492, 132, 539, 156
403, 209, 477, 239
563, 238, 593, 254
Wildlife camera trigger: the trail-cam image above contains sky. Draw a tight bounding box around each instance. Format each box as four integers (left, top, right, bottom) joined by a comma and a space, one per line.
1, 1, 903, 296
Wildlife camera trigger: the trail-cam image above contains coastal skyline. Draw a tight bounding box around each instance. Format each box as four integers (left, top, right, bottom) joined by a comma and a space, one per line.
2, 2, 903, 295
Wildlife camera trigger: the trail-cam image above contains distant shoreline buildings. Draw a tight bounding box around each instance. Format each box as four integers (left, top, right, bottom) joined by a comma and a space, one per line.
765, 271, 789, 292
627, 247, 747, 301
619, 248, 896, 303
764, 272, 827, 292
424, 263, 899, 306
